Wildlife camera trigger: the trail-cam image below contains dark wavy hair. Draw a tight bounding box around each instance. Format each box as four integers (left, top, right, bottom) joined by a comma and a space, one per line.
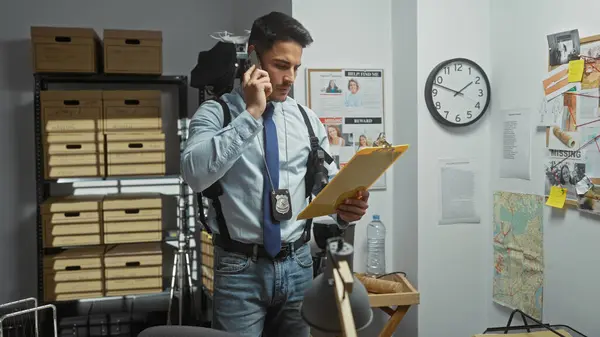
248, 11, 313, 54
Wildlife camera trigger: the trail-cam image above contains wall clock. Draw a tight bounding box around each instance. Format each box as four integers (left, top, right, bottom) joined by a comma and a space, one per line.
424, 58, 491, 127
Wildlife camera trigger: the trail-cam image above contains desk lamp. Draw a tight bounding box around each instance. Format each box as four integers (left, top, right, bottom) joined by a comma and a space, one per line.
301, 237, 373, 337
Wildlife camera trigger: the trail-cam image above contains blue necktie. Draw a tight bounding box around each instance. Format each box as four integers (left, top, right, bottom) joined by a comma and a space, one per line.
262, 103, 281, 257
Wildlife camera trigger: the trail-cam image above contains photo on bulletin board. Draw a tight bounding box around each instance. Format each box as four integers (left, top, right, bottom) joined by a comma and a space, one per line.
547, 29, 580, 69
544, 149, 587, 201
579, 34, 600, 90
306, 68, 387, 190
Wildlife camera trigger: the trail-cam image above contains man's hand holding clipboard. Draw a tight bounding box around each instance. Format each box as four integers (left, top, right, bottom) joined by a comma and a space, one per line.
336, 190, 370, 223
297, 143, 409, 221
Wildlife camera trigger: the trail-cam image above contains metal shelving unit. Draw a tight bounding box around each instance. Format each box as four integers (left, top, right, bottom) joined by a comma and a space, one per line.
32, 73, 198, 327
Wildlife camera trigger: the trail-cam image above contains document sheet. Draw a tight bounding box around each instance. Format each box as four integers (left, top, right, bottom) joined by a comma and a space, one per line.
438, 158, 481, 225
500, 109, 532, 180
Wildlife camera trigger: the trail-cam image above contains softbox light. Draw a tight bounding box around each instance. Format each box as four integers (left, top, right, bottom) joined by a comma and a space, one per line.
190, 41, 238, 96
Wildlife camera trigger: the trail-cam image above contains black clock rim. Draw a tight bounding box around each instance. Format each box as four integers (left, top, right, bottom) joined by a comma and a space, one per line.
424, 57, 491, 127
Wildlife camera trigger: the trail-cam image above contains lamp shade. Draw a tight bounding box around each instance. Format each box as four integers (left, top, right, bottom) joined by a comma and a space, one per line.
301, 238, 373, 335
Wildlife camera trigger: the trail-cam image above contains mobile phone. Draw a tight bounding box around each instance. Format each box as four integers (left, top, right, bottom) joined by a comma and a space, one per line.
249, 50, 261, 69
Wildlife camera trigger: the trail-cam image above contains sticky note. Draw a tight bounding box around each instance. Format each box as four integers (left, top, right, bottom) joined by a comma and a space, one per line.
546, 186, 567, 208
568, 59, 585, 82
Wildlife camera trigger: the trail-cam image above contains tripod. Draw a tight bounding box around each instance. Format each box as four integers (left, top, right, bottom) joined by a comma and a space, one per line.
168, 118, 198, 325
167, 225, 197, 325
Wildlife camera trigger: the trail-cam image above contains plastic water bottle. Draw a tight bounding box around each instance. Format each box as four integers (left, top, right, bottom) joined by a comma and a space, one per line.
366, 214, 386, 276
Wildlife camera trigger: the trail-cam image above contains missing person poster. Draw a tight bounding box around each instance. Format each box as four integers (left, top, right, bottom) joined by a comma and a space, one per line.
307, 68, 386, 189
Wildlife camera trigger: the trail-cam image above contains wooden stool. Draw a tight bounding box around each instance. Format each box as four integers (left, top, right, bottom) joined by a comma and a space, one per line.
355, 273, 420, 337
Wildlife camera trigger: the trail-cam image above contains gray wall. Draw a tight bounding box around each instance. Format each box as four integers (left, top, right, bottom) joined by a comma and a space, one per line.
391, 0, 419, 335
233, 0, 293, 34
0, 0, 294, 304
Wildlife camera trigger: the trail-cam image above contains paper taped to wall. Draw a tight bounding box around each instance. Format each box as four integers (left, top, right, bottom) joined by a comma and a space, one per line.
500, 109, 531, 180
438, 158, 480, 225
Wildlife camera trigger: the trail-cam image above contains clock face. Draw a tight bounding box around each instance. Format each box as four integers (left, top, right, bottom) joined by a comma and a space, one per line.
424, 58, 491, 127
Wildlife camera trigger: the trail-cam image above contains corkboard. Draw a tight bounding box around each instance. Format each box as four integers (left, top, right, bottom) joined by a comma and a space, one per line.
546, 178, 600, 207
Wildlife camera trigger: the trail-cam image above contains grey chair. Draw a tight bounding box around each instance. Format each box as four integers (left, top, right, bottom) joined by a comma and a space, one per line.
139, 325, 239, 337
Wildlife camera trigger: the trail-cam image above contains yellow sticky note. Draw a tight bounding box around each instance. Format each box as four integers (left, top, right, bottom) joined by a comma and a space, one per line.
568, 59, 585, 82
546, 186, 567, 208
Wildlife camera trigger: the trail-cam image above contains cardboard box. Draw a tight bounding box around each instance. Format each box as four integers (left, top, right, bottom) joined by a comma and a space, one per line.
102, 90, 162, 132
101, 193, 174, 244
41, 90, 103, 133
43, 245, 107, 301
103, 29, 162, 75
103, 231, 162, 244
104, 243, 162, 279
99, 132, 166, 176
43, 132, 103, 180
41, 196, 103, 247
31, 26, 101, 73
200, 231, 214, 294
44, 223, 101, 247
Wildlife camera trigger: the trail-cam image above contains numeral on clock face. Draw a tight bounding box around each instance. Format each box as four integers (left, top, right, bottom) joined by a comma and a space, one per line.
426, 59, 490, 127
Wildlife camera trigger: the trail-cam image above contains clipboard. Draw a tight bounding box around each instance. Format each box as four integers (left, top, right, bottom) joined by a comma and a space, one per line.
297, 143, 409, 220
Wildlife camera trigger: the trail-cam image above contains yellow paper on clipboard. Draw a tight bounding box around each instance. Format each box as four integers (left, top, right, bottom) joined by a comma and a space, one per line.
297, 144, 409, 220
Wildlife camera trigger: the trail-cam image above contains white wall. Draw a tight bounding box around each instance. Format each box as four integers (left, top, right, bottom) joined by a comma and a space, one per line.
391, 0, 419, 335
292, 0, 414, 336
0, 0, 234, 303
490, 1, 600, 335
417, 1, 492, 337
292, 0, 395, 276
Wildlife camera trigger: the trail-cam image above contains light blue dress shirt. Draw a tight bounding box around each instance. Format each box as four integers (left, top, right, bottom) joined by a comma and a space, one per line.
344, 92, 362, 107
181, 86, 340, 244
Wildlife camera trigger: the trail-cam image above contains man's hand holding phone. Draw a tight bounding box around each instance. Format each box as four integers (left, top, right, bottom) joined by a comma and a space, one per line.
243, 64, 273, 119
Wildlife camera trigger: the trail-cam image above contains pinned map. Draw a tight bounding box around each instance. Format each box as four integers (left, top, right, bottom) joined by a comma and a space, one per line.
493, 191, 544, 320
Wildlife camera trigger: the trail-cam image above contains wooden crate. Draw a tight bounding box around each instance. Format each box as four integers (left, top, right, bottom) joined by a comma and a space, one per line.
355, 273, 420, 337
355, 273, 420, 307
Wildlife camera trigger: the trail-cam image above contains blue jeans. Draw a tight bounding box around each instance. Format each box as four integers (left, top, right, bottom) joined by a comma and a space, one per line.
211, 242, 314, 337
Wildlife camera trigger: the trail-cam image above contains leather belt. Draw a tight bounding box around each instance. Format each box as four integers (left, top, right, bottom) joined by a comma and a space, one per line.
213, 234, 308, 260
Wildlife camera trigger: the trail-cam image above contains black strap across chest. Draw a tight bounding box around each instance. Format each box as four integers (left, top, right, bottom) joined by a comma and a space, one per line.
196, 97, 328, 251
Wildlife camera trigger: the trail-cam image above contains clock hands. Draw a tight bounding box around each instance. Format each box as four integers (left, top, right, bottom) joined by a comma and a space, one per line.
454, 81, 473, 97
433, 83, 478, 102
434, 83, 463, 96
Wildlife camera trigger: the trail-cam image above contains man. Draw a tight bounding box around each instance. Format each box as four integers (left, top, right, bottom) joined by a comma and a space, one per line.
181, 11, 369, 337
